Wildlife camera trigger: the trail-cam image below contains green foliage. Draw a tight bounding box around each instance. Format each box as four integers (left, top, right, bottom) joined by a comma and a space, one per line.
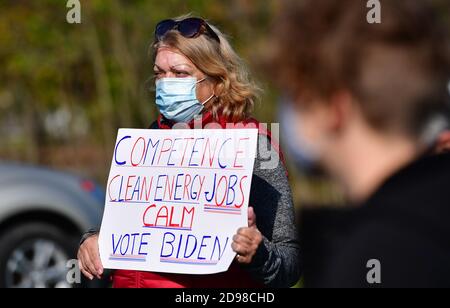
0, 0, 277, 179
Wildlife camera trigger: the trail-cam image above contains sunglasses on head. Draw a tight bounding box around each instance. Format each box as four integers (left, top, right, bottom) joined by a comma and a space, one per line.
155, 18, 220, 43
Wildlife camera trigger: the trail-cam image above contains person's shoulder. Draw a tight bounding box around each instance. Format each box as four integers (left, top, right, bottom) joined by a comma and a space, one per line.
365, 152, 450, 220
413, 152, 450, 176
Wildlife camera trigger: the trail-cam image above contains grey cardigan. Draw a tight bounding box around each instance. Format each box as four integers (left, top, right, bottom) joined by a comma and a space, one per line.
244, 133, 300, 287
81, 133, 301, 288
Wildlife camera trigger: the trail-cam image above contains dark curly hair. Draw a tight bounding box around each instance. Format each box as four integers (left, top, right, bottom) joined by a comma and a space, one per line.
270, 0, 450, 138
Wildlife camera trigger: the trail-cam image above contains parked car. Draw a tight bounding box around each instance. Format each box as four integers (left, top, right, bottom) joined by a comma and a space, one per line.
0, 162, 105, 288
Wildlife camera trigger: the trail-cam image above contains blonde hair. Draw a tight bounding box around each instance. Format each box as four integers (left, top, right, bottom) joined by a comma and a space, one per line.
152, 16, 260, 122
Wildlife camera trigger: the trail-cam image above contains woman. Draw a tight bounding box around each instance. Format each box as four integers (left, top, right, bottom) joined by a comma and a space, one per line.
78, 16, 300, 288
272, 0, 450, 287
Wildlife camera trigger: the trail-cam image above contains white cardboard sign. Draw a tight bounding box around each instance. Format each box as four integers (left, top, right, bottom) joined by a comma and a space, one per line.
98, 128, 258, 274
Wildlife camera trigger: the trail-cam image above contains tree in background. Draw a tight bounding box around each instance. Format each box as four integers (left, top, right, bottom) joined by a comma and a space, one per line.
0, 0, 276, 180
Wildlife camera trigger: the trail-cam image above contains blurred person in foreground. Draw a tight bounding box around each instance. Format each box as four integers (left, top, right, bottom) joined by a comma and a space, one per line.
435, 129, 450, 153
271, 0, 450, 287
77, 16, 299, 288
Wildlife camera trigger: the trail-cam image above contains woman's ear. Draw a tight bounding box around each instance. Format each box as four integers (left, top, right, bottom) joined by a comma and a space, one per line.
209, 79, 218, 97
211, 78, 222, 98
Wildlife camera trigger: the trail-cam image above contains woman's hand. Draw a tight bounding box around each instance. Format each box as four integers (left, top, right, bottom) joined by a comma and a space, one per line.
232, 207, 263, 264
77, 234, 103, 280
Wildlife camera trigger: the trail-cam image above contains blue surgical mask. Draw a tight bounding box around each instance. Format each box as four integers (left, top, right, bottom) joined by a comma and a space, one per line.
155, 77, 214, 123
279, 100, 321, 173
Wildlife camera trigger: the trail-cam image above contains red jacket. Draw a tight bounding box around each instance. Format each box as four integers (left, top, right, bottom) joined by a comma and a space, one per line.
113, 112, 283, 288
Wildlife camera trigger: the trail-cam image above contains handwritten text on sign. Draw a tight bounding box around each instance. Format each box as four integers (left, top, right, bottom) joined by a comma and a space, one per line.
98, 128, 258, 274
